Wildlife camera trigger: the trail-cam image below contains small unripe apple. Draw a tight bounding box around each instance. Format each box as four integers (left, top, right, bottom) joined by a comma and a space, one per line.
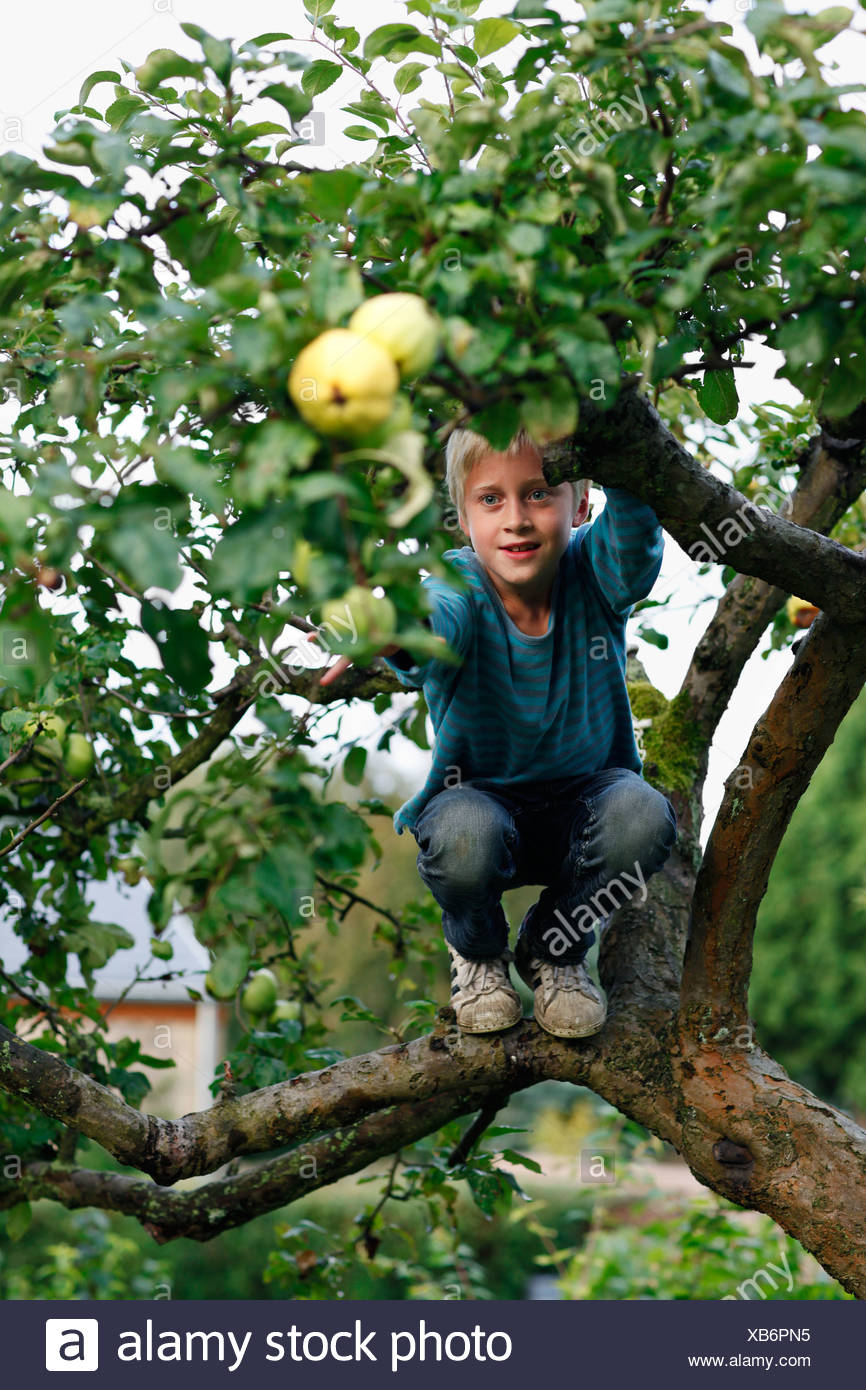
320, 586, 397, 649
116, 857, 143, 886
22, 712, 68, 760
241, 968, 279, 1017
271, 998, 302, 1022
63, 733, 95, 778
348, 293, 441, 379
288, 328, 399, 439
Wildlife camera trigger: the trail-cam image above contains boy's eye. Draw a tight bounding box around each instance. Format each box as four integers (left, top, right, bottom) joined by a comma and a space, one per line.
478, 489, 551, 505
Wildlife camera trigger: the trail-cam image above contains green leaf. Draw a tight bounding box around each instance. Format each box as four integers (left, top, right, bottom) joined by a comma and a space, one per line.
162, 213, 244, 286
307, 245, 364, 323
697, 368, 739, 424
640, 627, 670, 650
261, 82, 313, 121
248, 31, 294, 45
550, 318, 621, 390
202, 35, 234, 85
78, 70, 121, 108
140, 601, 213, 693
306, 169, 364, 220
504, 220, 546, 256
499, 1147, 543, 1172
65, 921, 136, 978
473, 18, 520, 57
106, 522, 182, 594
466, 1166, 513, 1216
519, 380, 578, 446
104, 95, 148, 128
301, 59, 343, 97
344, 125, 380, 142
206, 940, 250, 1000
820, 363, 864, 419
395, 62, 427, 95
363, 24, 440, 61
5, 1202, 32, 1242
343, 745, 367, 786
235, 421, 319, 505
706, 48, 752, 101
135, 48, 202, 91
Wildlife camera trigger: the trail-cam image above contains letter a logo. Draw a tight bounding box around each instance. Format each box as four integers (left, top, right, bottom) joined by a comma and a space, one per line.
45, 1319, 99, 1371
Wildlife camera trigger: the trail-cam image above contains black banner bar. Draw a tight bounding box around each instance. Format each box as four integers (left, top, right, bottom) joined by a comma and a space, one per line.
1, 1298, 860, 1387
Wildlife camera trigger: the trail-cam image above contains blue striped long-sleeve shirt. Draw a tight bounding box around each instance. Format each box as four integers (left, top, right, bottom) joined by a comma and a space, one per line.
381, 486, 665, 837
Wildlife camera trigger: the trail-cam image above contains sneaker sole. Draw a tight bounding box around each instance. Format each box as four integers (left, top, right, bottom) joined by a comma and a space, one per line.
452, 998, 525, 1034
456, 1015, 525, 1035
532, 1012, 607, 1040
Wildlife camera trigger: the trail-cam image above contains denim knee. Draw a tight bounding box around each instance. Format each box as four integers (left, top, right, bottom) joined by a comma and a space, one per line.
594, 777, 677, 872
414, 788, 515, 896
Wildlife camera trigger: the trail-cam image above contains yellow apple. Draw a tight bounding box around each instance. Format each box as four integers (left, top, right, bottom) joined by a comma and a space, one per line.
63, 733, 95, 778
348, 293, 441, 379
288, 328, 399, 439
786, 595, 819, 629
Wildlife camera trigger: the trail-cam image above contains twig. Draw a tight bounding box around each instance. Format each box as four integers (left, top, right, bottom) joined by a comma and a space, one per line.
0, 966, 67, 1036
355, 1149, 402, 1258
448, 1093, 510, 1167
0, 779, 88, 858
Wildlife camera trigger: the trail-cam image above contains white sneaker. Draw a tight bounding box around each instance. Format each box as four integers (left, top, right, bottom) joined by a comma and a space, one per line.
515, 934, 607, 1038
447, 944, 523, 1034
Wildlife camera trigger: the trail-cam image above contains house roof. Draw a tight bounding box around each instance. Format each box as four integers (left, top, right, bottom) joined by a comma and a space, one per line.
0, 876, 211, 1004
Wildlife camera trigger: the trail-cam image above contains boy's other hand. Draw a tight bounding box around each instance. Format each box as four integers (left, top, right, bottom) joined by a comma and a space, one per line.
308, 630, 447, 688
308, 631, 402, 688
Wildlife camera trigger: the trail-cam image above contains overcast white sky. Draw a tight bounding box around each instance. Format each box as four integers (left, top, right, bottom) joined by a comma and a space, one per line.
2, 0, 864, 849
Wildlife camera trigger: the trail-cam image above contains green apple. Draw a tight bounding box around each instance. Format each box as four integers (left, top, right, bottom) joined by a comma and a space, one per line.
320, 586, 398, 650
348, 293, 441, 378
288, 328, 399, 439
270, 999, 302, 1022
63, 733, 94, 778
116, 858, 143, 886
241, 968, 279, 1017
22, 711, 68, 760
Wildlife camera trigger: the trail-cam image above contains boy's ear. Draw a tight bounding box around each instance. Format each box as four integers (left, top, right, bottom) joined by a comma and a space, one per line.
457, 509, 470, 538
573, 491, 590, 526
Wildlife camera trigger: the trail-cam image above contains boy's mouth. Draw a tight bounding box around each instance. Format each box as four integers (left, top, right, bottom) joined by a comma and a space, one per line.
500, 541, 541, 557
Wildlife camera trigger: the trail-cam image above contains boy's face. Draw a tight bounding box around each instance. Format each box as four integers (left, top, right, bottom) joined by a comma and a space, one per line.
458, 445, 589, 603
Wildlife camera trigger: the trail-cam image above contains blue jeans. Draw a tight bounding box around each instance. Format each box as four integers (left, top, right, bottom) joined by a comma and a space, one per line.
411, 769, 678, 964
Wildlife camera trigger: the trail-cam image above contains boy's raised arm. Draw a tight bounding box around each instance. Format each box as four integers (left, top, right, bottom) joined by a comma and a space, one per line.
578, 485, 665, 618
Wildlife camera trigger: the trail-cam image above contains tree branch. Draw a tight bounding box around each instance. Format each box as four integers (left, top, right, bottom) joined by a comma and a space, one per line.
680, 415, 866, 769
544, 387, 866, 622
679, 612, 866, 1041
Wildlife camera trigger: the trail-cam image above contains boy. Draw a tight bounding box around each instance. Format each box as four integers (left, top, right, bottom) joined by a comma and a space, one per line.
317, 427, 678, 1039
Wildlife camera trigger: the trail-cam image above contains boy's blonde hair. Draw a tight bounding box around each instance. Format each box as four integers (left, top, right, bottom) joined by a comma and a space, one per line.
444, 425, 589, 522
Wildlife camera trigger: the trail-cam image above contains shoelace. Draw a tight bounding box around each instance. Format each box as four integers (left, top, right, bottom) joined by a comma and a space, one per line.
538, 960, 594, 994
457, 957, 508, 993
